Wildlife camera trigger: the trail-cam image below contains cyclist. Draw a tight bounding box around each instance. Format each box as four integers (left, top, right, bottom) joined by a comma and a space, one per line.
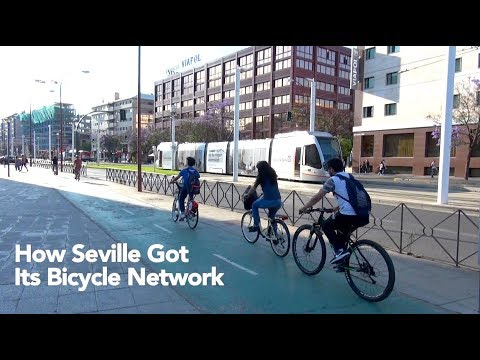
243, 161, 281, 233
298, 157, 369, 266
170, 156, 200, 221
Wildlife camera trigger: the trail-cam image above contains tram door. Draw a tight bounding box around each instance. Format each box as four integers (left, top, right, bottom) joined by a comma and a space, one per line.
294, 147, 301, 177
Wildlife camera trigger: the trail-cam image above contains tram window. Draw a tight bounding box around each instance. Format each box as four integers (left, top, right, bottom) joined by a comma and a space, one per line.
305, 144, 322, 169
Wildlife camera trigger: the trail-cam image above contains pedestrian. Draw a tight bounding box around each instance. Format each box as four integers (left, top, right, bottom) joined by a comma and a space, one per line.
379, 159, 386, 176
21, 154, 28, 172
366, 159, 370, 174
15, 157, 21, 172
52, 155, 58, 175
430, 160, 437, 178
74, 155, 82, 181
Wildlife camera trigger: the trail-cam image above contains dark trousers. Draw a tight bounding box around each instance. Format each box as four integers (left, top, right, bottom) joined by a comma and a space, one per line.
323, 213, 368, 252
179, 188, 193, 213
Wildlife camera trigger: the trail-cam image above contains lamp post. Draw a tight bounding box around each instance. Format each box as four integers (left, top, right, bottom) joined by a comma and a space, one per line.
6, 118, 11, 177
171, 103, 176, 171
137, 45, 142, 192
233, 64, 247, 182
22, 134, 25, 155
33, 130, 36, 160
56, 132, 59, 156
48, 124, 51, 160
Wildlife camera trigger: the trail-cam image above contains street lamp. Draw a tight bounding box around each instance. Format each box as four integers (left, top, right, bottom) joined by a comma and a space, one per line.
48, 124, 51, 160
171, 103, 176, 171
56, 132, 59, 156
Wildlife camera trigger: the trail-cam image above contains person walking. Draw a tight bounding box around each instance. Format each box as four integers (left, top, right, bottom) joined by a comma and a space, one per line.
52, 155, 58, 175
430, 160, 437, 178
74, 155, 82, 181
21, 154, 28, 172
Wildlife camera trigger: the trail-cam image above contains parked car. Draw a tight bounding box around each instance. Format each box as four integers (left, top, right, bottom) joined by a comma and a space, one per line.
0, 155, 15, 164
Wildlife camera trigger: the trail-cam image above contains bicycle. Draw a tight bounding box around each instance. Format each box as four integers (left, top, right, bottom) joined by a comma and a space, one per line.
240, 197, 291, 257
292, 208, 395, 302
170, 180, 199, 230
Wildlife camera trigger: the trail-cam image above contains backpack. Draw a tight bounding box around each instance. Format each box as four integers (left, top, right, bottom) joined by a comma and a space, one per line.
333, 173, 371, 222
187, 168, 200, 195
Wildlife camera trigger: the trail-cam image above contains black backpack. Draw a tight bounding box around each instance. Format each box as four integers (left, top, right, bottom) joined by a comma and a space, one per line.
242, 186, 258, 210
333, 173, 371, 220
187, 168, 201, 195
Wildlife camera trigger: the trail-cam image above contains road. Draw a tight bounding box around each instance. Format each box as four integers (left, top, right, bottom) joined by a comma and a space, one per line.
85, 167, 480, 269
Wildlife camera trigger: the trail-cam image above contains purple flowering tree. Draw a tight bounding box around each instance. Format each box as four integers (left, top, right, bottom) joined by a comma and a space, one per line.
178, 98, 235, 142
428, 77, 480, 180
125, 124, 170, 163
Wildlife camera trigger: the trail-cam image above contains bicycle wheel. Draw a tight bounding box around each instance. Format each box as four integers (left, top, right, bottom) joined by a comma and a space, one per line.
269, 219, 290, 257
171, 197, 179, 222
186, 201, 199, 229
241, 211, 259, 243
344, 239, 395, 302
292, 224, 326, 275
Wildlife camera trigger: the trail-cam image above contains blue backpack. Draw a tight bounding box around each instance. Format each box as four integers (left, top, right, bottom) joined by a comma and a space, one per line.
334, 173, 371, 220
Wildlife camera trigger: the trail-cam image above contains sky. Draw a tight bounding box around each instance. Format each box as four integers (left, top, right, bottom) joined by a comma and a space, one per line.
0, 46, 248, 119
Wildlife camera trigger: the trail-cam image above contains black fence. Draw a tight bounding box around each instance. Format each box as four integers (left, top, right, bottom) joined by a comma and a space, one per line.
104, 168, 479, 270
30, 159, 88, 176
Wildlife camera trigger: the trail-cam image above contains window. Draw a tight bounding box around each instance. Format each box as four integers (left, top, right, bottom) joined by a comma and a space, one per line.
386, 72, 399, 85
224, 60, 236, 84
273, 95, 290, 105
223, 89, 235, 99
361, 135, 374, 157
275, 59, 291, 70
296, 46, 313, 60
338, 102, 351, 110
426, 131, 455, 157
295, 95, 310, 104
453, 94, 460, 109
239, 101, 252, 110
296, 59, 313, 71
240, 86, 252, 95
275, 46, 291, 60
194, 97, 204, 104
383, 133, 414, 157
255, 98, 270, 108
239, 54, 253, 79
273, 112, 289, 131
208, 65, 222, 88
208, 93, 221, 102
338, 70, 350, 80
339, 54, 351, 69
363, 106, 373, 118
387, 46, 400, 54
182, 74, 193, 95
338, 86, 350, 95
317, 65, 335, 76
317, 82, 335, 92
181, 99, 193, 107
385, 103, 397, 115
365, 47, 376, 60
163, 82, 171, 100
317, 48, 336, 66
173, 79, 181, 98
305, 144, 322, 168
256, 82, 270, 92
195, 70, 205, 92
455, 58, 462, 72
316, 99, 335, 108
274, 77, 290, 88
256, 48, 272, 75
364, 77, 374, 89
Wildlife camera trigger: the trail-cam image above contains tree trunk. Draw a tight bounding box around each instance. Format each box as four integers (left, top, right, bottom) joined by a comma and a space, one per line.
464, 148, 472, 180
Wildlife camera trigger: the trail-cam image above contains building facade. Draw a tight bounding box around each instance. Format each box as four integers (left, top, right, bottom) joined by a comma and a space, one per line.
91, 93, 154, 160
154, 45, 354, 140
15, 103, 76, 159
353, 46, 480, 177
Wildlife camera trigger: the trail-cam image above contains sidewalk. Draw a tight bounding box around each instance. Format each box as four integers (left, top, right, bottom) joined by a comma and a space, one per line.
1, 165, 479, 314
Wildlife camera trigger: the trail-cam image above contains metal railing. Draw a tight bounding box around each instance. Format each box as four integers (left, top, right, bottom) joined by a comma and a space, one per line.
105, 168, 479, 270
30, 159, 87, 176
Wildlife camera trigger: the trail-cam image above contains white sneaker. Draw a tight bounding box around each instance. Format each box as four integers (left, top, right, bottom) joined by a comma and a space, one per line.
179, 213, 186, 221
330, 249, 350, 264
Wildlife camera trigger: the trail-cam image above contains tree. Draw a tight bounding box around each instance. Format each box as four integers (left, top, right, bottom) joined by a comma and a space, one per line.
291, 98, 354, 139
429, 77, 480, 180
100, 134, 122, 162
125, 125, 170, 163
178, 99, 234, 142
81, 141, 91, 152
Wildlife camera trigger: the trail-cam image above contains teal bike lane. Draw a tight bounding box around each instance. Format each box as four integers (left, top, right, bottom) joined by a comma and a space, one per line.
59, 185, 453, 314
